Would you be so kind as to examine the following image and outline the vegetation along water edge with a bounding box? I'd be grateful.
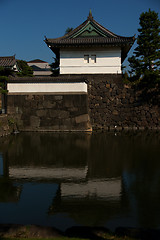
[0,224,160,240]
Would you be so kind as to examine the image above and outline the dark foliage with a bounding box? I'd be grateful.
[65,27,73,35]
[17,60,33,77]
[0,67,8,94]
[0,66,13,77]
[50,57,60,76]
[128,9,160,87]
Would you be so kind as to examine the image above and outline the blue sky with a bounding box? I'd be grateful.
[0,0,160,67]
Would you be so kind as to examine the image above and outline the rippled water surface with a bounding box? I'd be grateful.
[0,131,160,231]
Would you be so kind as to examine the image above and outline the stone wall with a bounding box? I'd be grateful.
[7,93,92,132]
[0,94,2,110]
[85,74,160,130]
[6,75,160,132]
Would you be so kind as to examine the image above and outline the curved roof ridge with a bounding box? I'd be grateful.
[46,19,89,42]
[46,15,134,43]
[0,55,15,59]
[92,19,119,38]
[63,19,88,39]
[28,59,48,63]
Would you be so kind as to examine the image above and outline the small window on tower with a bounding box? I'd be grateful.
[91,55,96,63]
[84,55,89,63]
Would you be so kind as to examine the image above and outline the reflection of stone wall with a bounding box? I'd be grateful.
[61,179,121,199]
[7,94,92,131]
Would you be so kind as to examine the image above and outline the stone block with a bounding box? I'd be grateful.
[7,96,14,106]
[30,116,40,128]
[64,98,74,108]
[7,106,16,114]
[59,125,71,131]
[54,96,63,101]
[23,119,30,127]
[40,117,55,127]
[116,126,123,131]
[130,97,134,103]
[52,125,60,130]
[31,101,38,109]
[62,118,72,125]
[48,109,58,118]
[23,101,31,108]
[69,107,78,112]
[111,90,117,96]
[3,124,9,131]
[58,110,70,119]
[123,126,129,131]
[112,110,119,116]
[26,95,34,100]
[49,109,69,119]
[121,99,128,104]
[106,84,110,88]
[16,107,23,114]
[138,126,145,130]
[95,103,99,107]
[36,109,47,117]
[35,95,43,101]
[141,110,145,116]
[37,102,44,109]
[132,126,138,130]
[43,101,56,109]
[75,114,89,124]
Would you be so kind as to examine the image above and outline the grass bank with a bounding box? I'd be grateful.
[0,236,136,240]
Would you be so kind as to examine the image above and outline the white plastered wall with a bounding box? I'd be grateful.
[60,47,122,74]
[7,82,87,94]
[27,62,50,69]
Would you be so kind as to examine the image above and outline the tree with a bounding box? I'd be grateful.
[128,9,160,86]
[17,60,33,77]
[0,67,8,94]
[50,57,60,76]
[65,27,73,35]
[50,27,74,76]
[0,67,8,113]
[0,65,13,77]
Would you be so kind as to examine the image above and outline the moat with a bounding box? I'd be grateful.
[0,131,160,231]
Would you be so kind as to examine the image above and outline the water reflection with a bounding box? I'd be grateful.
[0,132,160,230]
[0,154,3,176]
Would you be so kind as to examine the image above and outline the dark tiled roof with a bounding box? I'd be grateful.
[31,65,51,72]
[28,59,48,63]
[8,76,86,83]
[0,56,16,68]
[46,36,134,47]
[45,12,135,49]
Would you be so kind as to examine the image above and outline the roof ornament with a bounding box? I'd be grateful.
[88,9,93,20]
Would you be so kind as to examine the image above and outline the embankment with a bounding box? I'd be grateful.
[4,74,160,131]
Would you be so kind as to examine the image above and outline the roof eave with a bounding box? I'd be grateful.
[46,39,134,48]
[121,38,136,63]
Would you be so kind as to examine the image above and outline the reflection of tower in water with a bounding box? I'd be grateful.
[48,177,122,226]
[0,152,9,178]
[0,132,132,227]
[0,153,22,203]
[0,132,160,229]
